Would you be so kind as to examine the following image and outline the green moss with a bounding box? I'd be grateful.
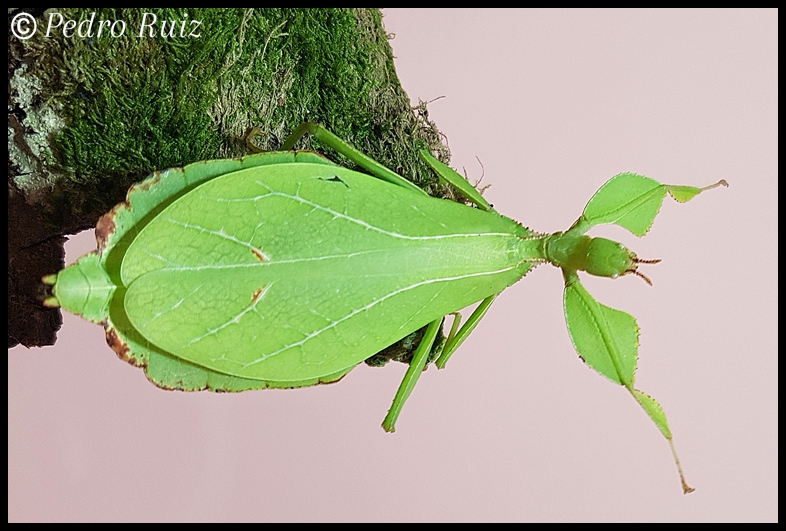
[13,8,451,223]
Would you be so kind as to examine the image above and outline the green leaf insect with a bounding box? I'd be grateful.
[43,123,726,493]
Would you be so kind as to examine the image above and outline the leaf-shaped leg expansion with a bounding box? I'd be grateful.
[570,172,728,236]
[556,172,726,492]
[563,270,694,494]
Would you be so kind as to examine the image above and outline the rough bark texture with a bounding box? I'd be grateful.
[9,8,452,350]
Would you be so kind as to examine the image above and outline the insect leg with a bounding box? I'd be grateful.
[443,312,463,350]
[382,317,443,432]
[280,123,425,195]
[419,149,494,212]
[435,294,497,369]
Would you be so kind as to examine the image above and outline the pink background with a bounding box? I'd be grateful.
[9,9,777,521]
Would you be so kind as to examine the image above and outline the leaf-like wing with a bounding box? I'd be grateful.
[122,164,532,382]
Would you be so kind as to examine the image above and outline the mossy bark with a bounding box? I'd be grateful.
[9,8,452,348]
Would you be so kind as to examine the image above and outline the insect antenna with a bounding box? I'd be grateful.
[624,256,662,286]
[629,269,654,286]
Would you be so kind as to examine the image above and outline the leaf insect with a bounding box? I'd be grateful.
[43,123,726,493]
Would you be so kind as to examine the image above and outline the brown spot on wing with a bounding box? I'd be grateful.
[96,171,168,252]
[105,325,140,367]
[128,170,163,194]
[251,288,264,303]
[95,203,124,252]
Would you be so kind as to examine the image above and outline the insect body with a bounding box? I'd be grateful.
[43,123,725,493]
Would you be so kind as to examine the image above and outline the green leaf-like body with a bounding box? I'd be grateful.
[122,163,533,383]
[51,151,538,387]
